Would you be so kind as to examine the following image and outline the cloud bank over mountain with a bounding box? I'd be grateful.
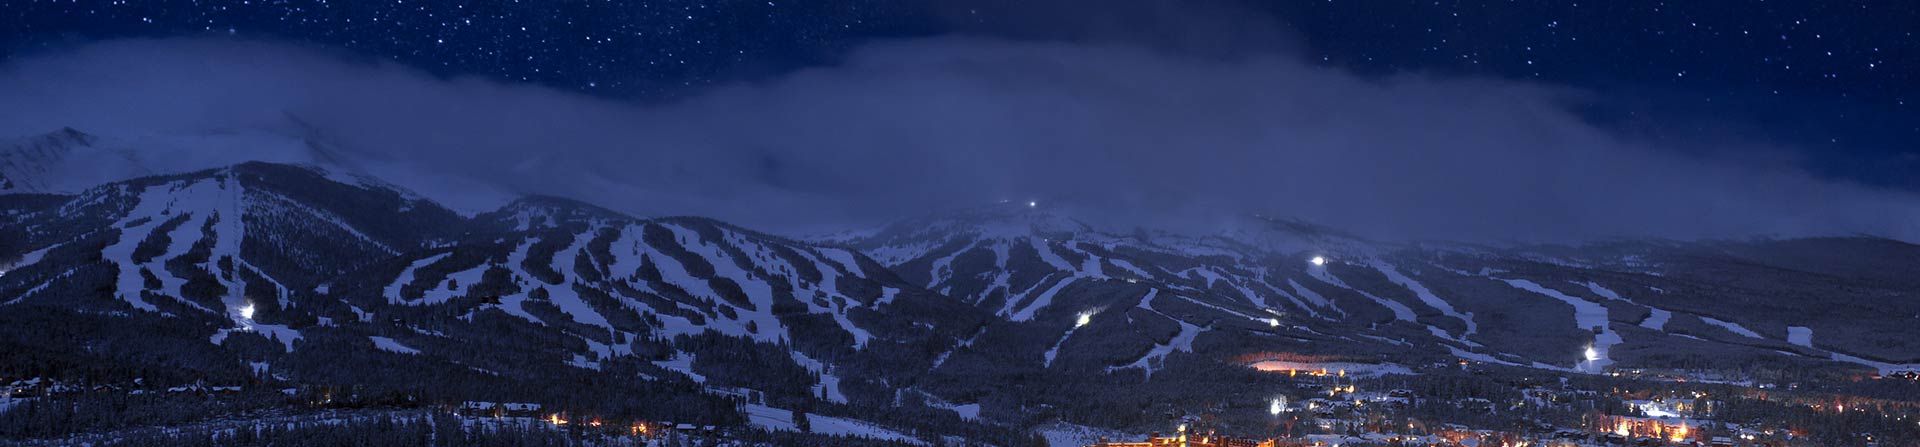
[3,37,1917,242]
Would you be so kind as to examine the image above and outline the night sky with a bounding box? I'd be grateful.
[3,1,1919,241]
[7,1,1914,190]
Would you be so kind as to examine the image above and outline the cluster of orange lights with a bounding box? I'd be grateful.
[1282,368,1347,379]
[543,413,658,438]
[1606,418,1692,443]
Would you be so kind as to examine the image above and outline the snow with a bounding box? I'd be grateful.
[949,403,981,420]
[210,320,303,353]
[910,390,982,420]
[741,404,925,445]
[1045,290,1106,369]
[1787,326,1814,348]
[653,353,705,383]
[1109,258,1151,278]
[491,239,546,324]
[1700,316,1764,339]
[1642,307,1673,331]
[926,241,976,286]
[863,241,938,266]
[1502,279,1617,373]
[369,336,420,355]
[1031,237,1077,271]
[1107,319,1204,377]
[410,263,488,306]
[1449,345,1523,367]
[102,182,210,312]
[567,354,601,370]
[875,285,902,306]
[541,231,612,328]
[1582,281,1623,300]
[1171,293,1263,321]
[1073,242,1107,278]
[1374,262,1476,336]
[1828,352,1920,375]
[384,252,452,304]
[666,224,788,343]
[1586,282,1673,331]
[1036,422,1139,447]
[1309,268,1414,321]
[789,352,849,404]
[1008,276,1075,321]
[820,248,867,278]
[1286,278,1337,311]
[3,243,55,274]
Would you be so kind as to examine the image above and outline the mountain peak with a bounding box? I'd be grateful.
[1,127,116,193]
[886,201,1093,240]
[481,194,637,231]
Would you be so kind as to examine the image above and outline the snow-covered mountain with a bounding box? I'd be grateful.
[0,162,1004,442]
[4,159,1919,443]
[0,127,336,195]
[835,202,1920,381]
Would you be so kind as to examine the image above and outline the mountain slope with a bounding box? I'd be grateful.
[838,203,1920,381]
[0,162,1014,444]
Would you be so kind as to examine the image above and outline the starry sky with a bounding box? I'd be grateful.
[7,0,1912,189]
[3,1,1918,204]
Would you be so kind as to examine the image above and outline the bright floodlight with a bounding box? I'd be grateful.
[1075,312,1092,328]
[1309,256,1327,266]
[239,303,256,320]
[1266,317,1280,328]
[1583,346,1600,362]
[1269,397,1287,415]
[1027,200,1038,208]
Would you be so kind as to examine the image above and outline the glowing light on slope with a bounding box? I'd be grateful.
[1027,201,1038,208]
[1584,345,1600,362]
[1075,311,1093,328]
[1309,256,1327,266]
[1270,397,1288,415]
[1266,317,1281,327]
[239,303,256,320]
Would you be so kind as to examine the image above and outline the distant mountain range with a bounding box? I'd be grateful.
[4,127,1918,442]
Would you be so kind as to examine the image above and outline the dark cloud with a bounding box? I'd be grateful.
[2,37,1917,242]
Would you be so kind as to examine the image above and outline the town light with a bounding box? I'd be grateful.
[1270,397,1287,415]
[1310,256,1327,266]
